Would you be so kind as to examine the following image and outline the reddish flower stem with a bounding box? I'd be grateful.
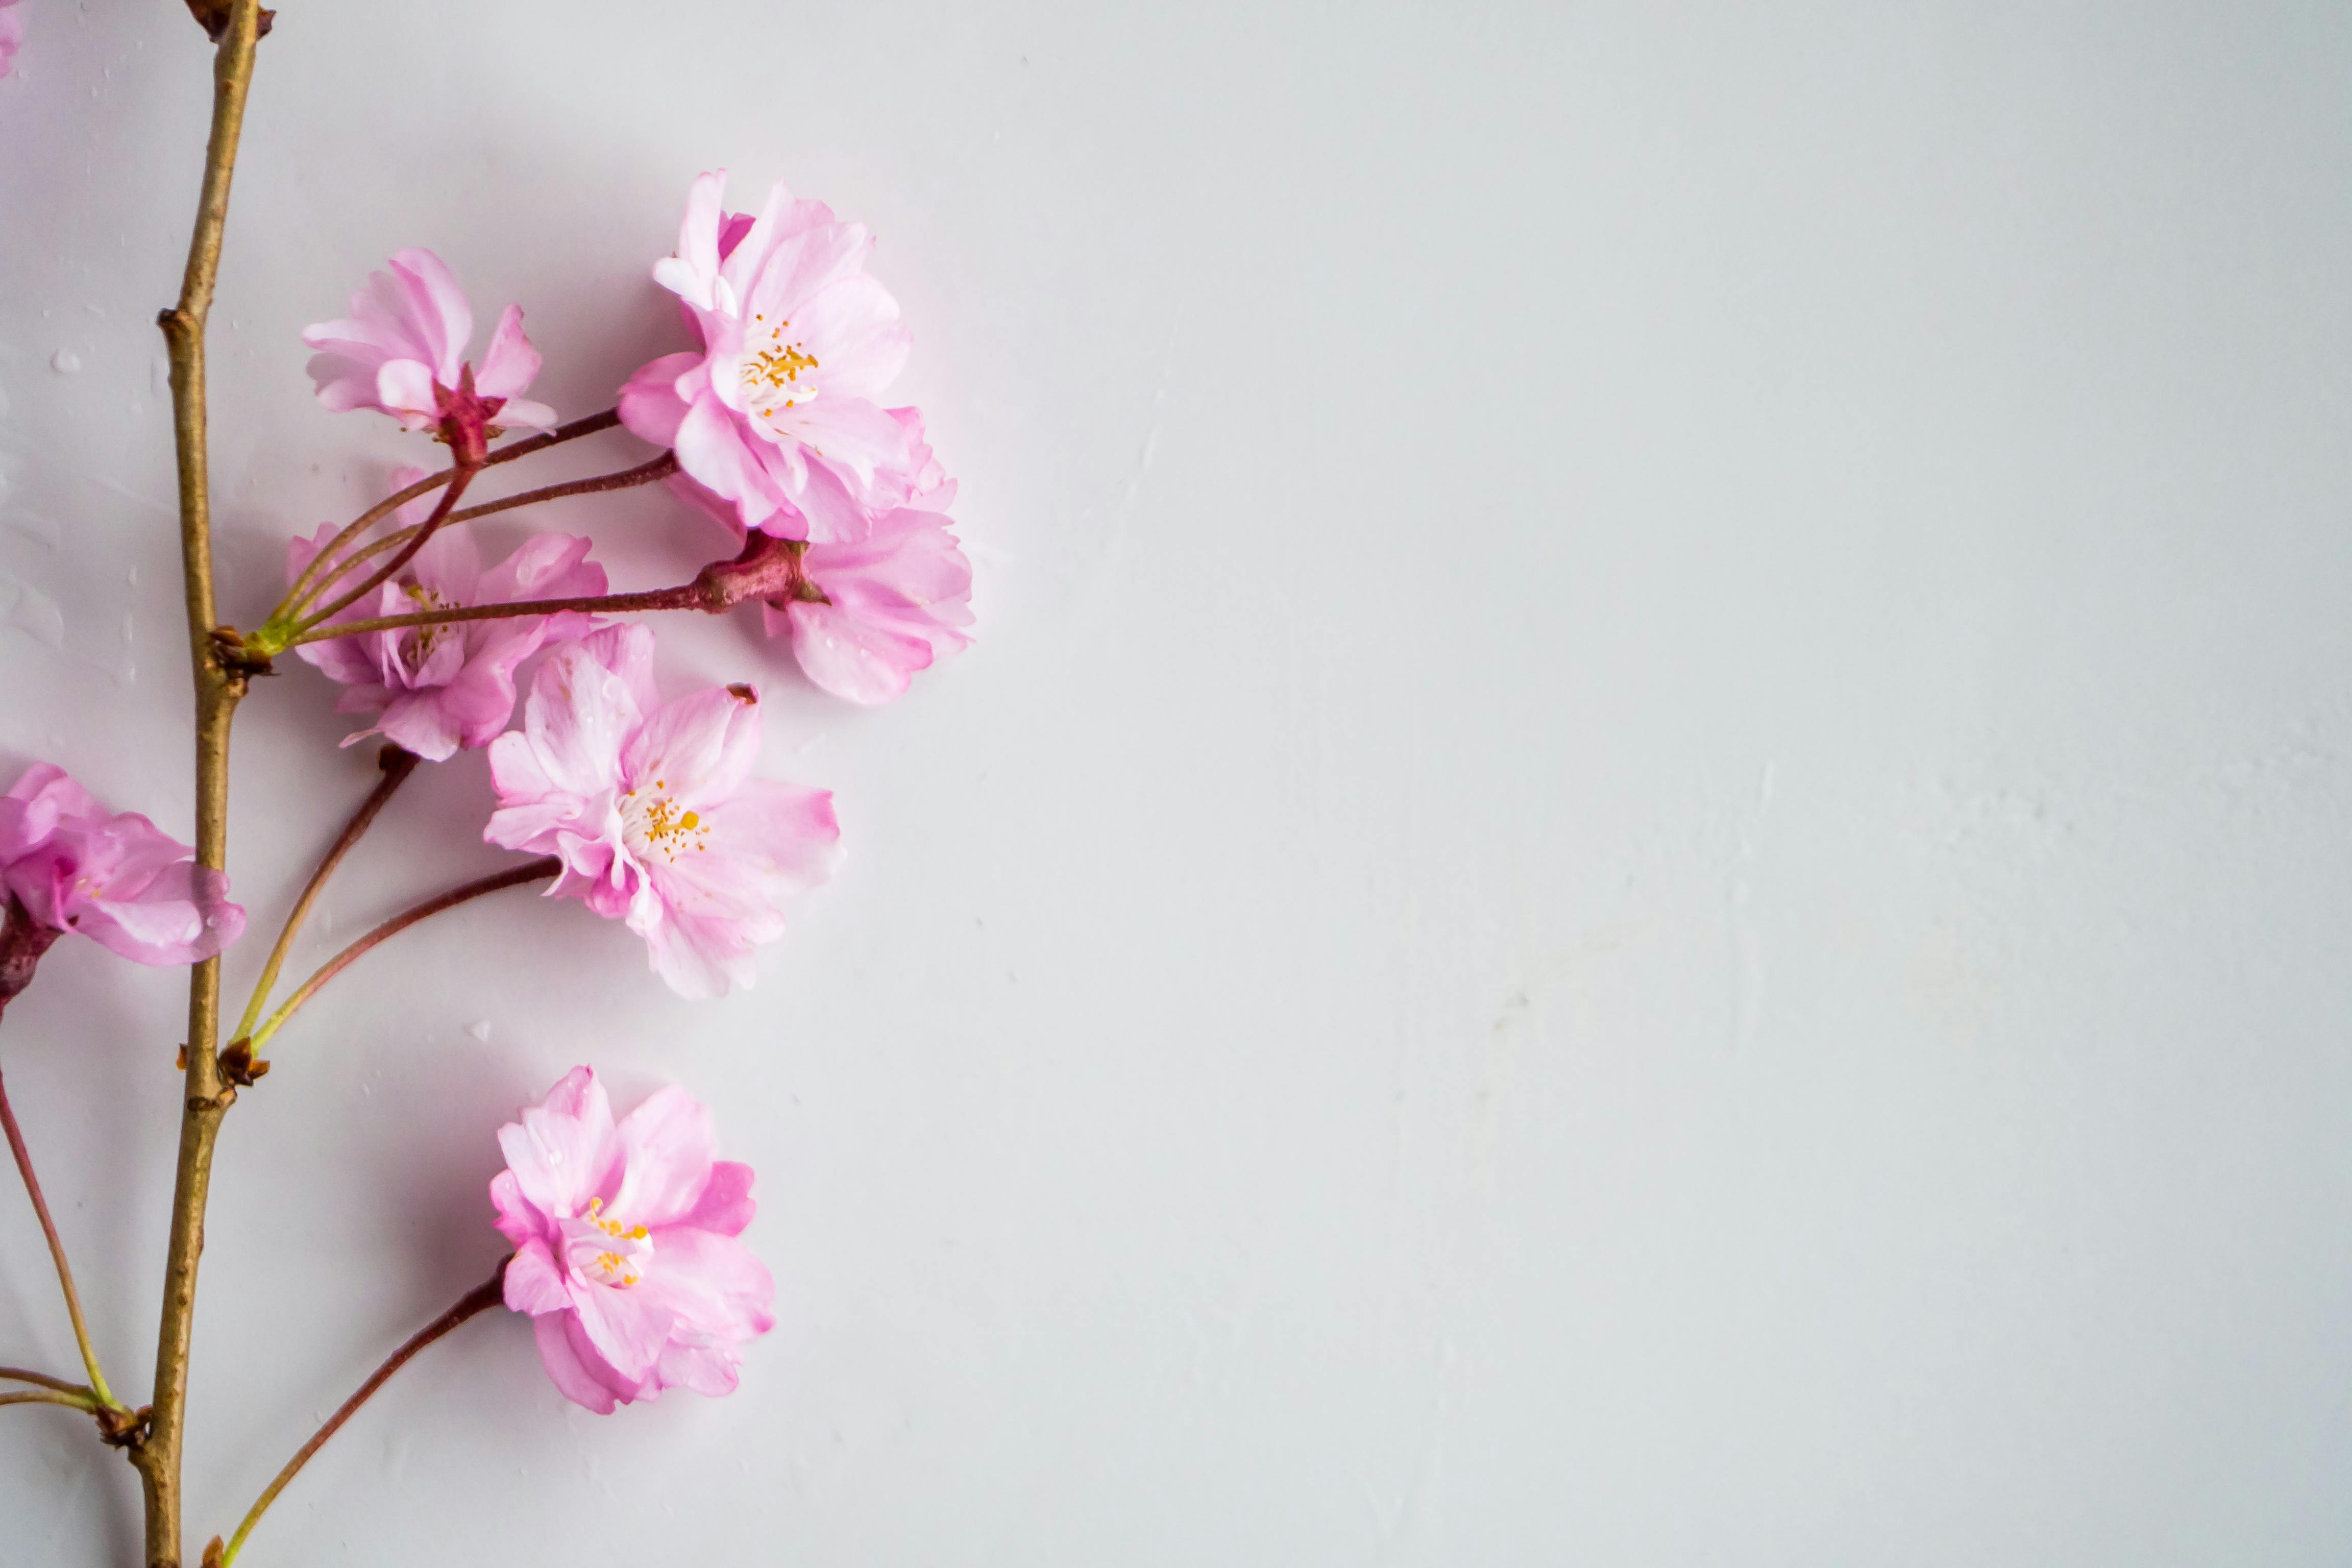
[1,1364,94,1394]
[1,1387,101,1414]
[0,1064,121,1409]
[296,464,479,631]
[445,450,677,526]
[275,409,621,617]
[228,745,421,1046]
[243,859,561,1053]
[268,450,680,651]
[214,1263,508,1566]
[286,584,715,647]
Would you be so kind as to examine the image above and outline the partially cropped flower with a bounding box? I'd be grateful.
[678,472,972,705]
[288,468,607,762]
[303,249,555,461]
[0,0,23,80]
[493,1066,773,1413]
[620,169,930,543]
[0,763,243,964]
[484,623,840,997]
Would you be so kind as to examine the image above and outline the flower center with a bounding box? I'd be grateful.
[741,315,820,419]
[397,580,457,663]
[562,1197,654,1288]
[620,779,710,865]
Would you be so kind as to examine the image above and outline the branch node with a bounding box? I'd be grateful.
[184,1,274,41]
[97,1403,152,1449]
[218,1040,270,1088]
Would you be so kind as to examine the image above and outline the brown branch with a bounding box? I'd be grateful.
[139,2,266,1562]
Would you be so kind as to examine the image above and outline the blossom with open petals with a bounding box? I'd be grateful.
[620,170,928,542]
[288,468,606,761]
[493,1066,774,1413]
[678,472,972,705]
[303,249,555,459]
[0,763,243,965]
[484,623,840,997]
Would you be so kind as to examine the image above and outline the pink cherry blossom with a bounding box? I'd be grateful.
[0,0,23,80]
[493,1066,773,1413]
[302,249,556,459]
[483,623,841,997]
[287,468,607,762]
[677,471,973,705]
[0,763,244,965]
[619,169,930,543]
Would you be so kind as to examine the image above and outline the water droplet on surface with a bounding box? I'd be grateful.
[50,350,81,375]
[468,1021,492,1043]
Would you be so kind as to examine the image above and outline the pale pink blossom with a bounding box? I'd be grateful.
[484,624,840,997]
[493,1066,774,1413]
[677,471,973,705]
[620,169,929,543]
[0,0,23,80]
[302,249,555,458]
[0,763,243,965]
[287,468,607,762]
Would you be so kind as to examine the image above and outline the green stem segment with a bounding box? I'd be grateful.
[1,1387,101,1414]
[0,1067,122,1409]
[229,746,420,1045]
[241,859,561,1055]
[215,1264,509,1567]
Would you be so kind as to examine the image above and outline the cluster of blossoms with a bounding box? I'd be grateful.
[283,169,969,1400]
[4,170,969,1420]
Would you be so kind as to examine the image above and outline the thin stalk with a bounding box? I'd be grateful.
[229,746,420,1045]
[215,1264,508,1566]
[138,3,264,1561]
[443,450,675,527]
[273,408,622,619]
[262,451,682,652]
[0,1068,122,1408]
[243,860,560,1053]
[1,1365,94,1394]
[294,465,477,631]
[2,1387,101,1414]
[287,584,712,647]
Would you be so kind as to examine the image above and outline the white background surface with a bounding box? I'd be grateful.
[3,2,2351,1563]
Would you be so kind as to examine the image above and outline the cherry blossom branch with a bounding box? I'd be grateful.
[273,408,622,618]
[212,1263,509,1567]
[239,859,561,1056]
[0,1066,122,1410]
[228,745,421,1048]
[139,3,266,1559]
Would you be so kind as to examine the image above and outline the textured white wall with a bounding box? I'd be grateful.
[4,2,2351,1563]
